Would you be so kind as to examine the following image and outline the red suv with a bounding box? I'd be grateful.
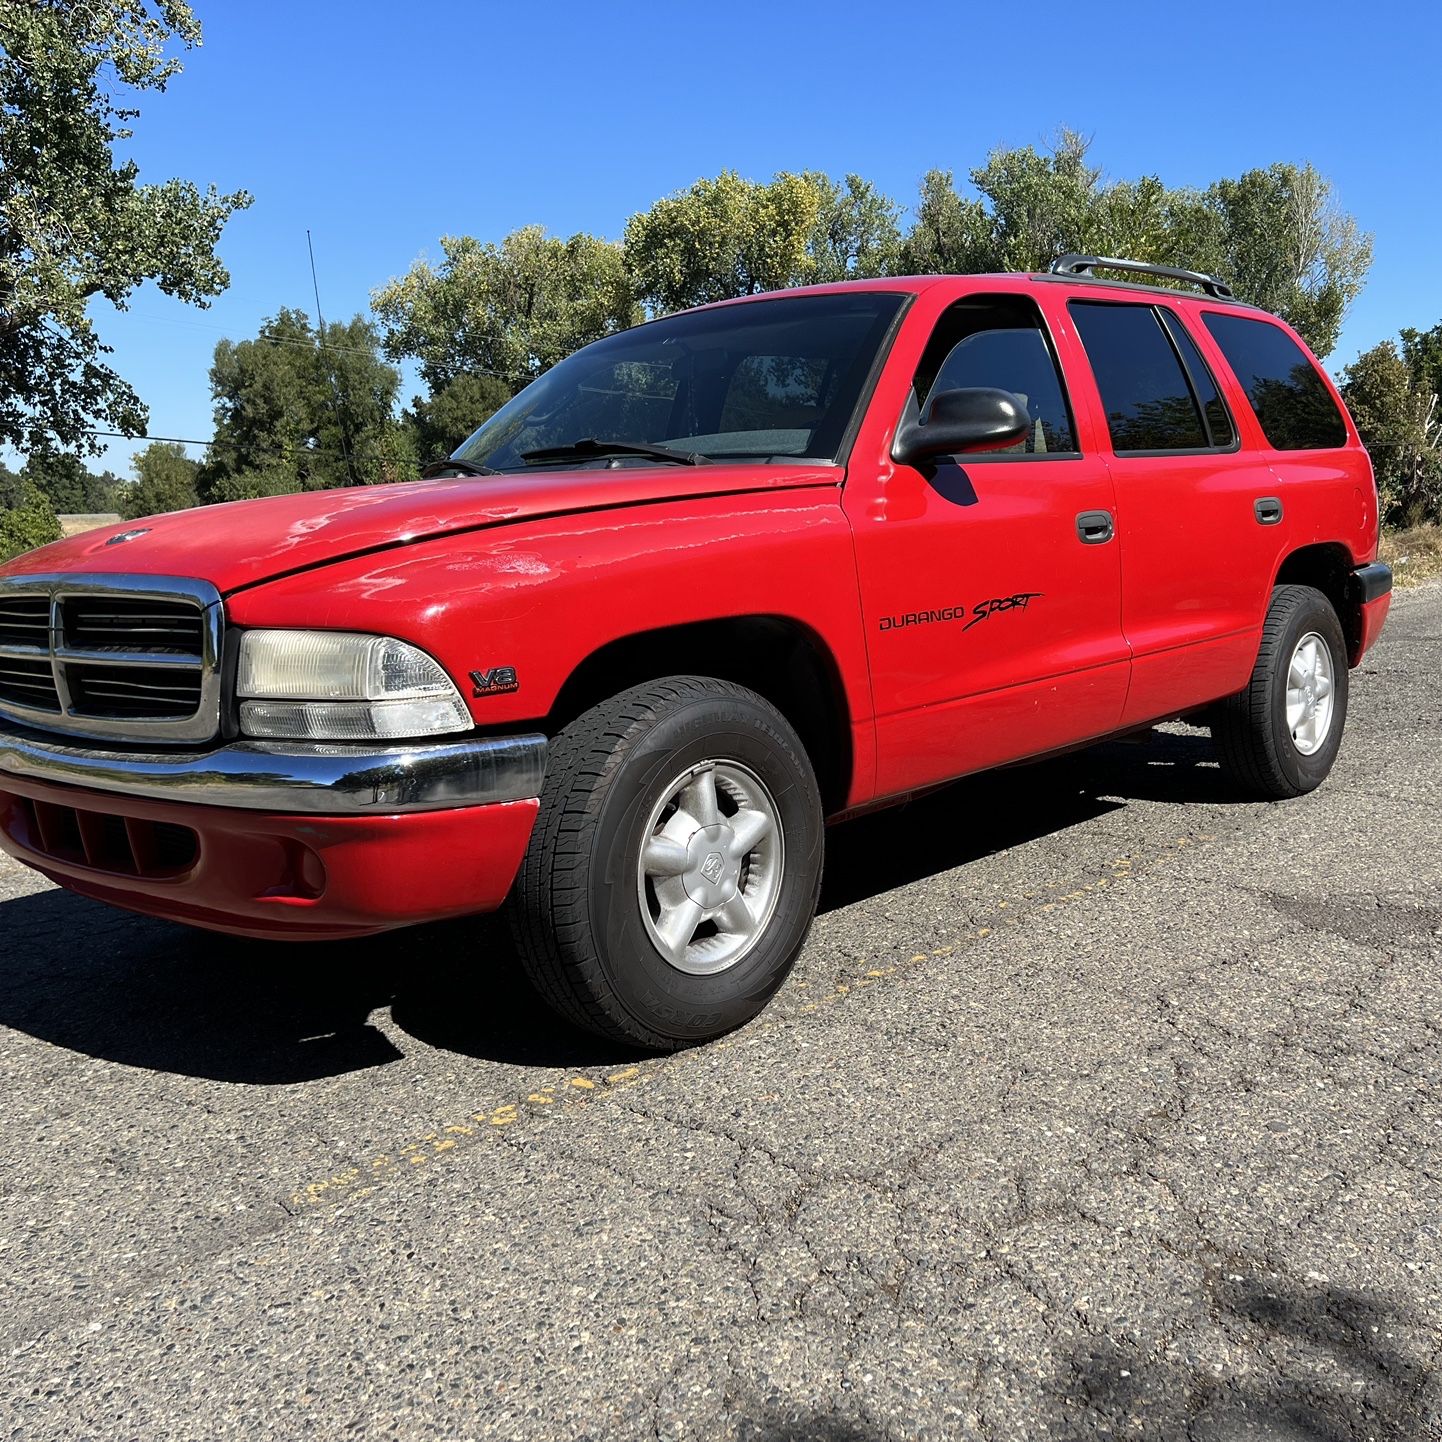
[0,255,1392,1047]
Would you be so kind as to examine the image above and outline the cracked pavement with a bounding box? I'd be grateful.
[2,585,1439,1441]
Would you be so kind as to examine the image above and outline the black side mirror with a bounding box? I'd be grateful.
[892,387,1030,467]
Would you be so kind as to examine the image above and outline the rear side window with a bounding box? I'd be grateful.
[1201,313,1348,450]
[1069,302,1208,452]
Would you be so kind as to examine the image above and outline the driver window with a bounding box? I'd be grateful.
[913,297,1078,456]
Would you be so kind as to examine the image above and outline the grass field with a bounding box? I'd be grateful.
[1381,523,1442,587]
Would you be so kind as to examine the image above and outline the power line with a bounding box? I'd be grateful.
[85,430,213,446]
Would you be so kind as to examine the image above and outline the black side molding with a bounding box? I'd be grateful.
[1350,562,1393,604]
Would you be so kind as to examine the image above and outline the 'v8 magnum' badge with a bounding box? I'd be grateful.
[470,666,519,696]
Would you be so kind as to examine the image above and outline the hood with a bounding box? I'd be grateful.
[1,462,839,594]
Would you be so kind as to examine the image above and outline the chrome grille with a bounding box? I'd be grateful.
[0,575,223,743]
[0,655,61,712]
[62,596,205,655]
[0,596,50,648]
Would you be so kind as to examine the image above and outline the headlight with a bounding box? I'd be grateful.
[236,630,472,741]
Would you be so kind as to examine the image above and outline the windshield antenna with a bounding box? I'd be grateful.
[308,228,359,486]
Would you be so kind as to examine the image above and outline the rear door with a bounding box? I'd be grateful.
[1058,297,1280,725]
[843,289,1130,799]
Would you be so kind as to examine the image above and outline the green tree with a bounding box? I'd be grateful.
[0,477,62,560]
[405,372,513,463]
[203,466,306,505]
[0,1,251,454]
[1342,340,1441,524]
[1399,321,1442,407]
[373,227,637,395]
[1195,164,1371,359]
[624,171,826,314]
[20,449,121,513]
[123,440,198,519]
[894,138,1369,358]
[897,133,1105,275]
[200,309,408,497]
[802,172,902,283]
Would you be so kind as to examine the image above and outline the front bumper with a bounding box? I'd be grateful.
[0,725,546,813]
[0,725,546,939]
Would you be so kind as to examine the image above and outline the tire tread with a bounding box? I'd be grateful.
[509,676,802,1049]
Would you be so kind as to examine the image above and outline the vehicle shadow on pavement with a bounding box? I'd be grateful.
[1056,1274,1434,1440]
[0,727,1243,1084]
[820,725,1234,912]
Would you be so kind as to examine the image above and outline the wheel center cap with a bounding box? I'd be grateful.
[683,824,739,908]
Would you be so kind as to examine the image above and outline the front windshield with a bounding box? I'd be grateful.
[452,291,906,471]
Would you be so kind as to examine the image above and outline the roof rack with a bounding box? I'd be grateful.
[1048,254,1235,301]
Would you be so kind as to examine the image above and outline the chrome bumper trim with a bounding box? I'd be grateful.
[0,723,547,814]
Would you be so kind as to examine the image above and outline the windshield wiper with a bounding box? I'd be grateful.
[422,457,502,478]
[519,438,707,467]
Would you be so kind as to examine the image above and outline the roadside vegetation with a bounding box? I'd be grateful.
[0,0,1439,569]
[1380,525,1442,588]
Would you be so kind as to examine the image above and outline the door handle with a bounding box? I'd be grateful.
[1076,509,1114,545]
[1254,496,1284,525]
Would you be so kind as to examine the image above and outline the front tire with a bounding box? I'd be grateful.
[509,677,824,1049]
[1213,584,1350,799]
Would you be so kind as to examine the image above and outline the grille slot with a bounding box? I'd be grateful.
[66,664,203,719]
[0,576,221,743]
[0,655,61,712]
[0,595,49,648]
[62,597,204,656]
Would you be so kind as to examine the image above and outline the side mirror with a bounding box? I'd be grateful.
[892,387,1030,467]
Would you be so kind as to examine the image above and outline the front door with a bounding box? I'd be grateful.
[844,290,1131,800]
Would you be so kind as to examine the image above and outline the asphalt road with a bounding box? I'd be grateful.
[3,586,1440,1442]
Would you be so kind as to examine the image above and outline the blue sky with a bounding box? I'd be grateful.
[66,0,1442,476]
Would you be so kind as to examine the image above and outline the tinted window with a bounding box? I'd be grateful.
[1159,311,1235,447]
[1201,312,1347,450]
[914,298,1076,455]
[719,355,831,433]
[1069,302,1207,452]
[454,292,905,470]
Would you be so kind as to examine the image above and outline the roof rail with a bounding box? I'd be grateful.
[1049,254,1235,301]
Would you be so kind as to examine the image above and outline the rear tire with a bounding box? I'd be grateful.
[1213,584,1349,799]
[509,677,824,1049]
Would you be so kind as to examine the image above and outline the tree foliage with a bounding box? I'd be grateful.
[1343,340,1441,525]
[372,227,637,396]
[0,0,251,454]
[894,135,1369,358]
[622,170,903,314]
[199,308,409,499]
[0,473,61,559]
[123,439,198,519]
[20,449,122,513]
[405,372,513,463]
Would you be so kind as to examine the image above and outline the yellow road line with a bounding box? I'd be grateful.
[284,831,1214,1213]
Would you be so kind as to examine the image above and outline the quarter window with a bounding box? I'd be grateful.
[1201,313,1347,451]
[1159,311,1235,448]
[913,297,1077,456]
[1069,302,1208,452]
